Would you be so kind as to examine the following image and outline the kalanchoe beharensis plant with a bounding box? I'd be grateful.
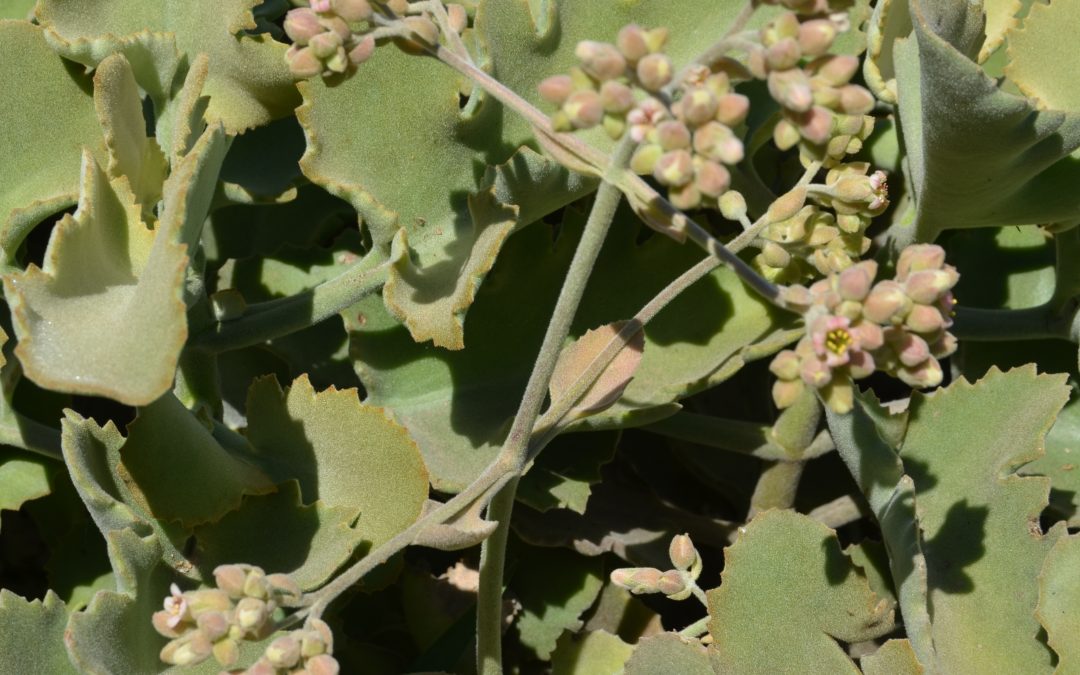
[4,0,1080,674]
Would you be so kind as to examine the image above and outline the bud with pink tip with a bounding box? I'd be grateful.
[611,567,664,594]
[286,45,323,78]
[863,280,911,324]
[654,150,694,187]
[576,41,627,82]
[564,90,604,129]
[637,53,674,91]
[695,160,731,198]
[599,80,635,114]
[348,34,376,65]
[693,121,744,165]
[716,93,750,127]
[896,244,947,280]
[657,570,691,599]
[538,75,574,105]
[285,8,324,45]
[616,24,650,62]
[798,19,837,57]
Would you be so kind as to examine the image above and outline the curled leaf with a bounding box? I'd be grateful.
[549,321,645,418]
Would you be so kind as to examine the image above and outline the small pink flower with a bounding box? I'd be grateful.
[310,0,332,12]
[811,314,857,367]
[163,583,189,629]
[628,98,668,143]
[867,170,888,211]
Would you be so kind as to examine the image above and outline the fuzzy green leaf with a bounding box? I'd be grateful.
[243,374,429,548]
[348,210,782,492]
[860,639,924,675]
[625,633,710,675]
[37,0,299,134]
[1036,533,1080,672]
[706,510,894,674]
[517,431,618,514]
[513,545,604,660]
[0,590,78,675]
[1005,0,1080,112]
[551,630,634,675]
[0,449,52,513]
[117,393,275,527]
[193,481,365,590]
[899,366,1070,673]
[892,0,1080,242]
[0,0,34,19]
[0,21,104,257]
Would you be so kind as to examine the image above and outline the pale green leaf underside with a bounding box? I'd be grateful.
[1036,534,1080,672]
[860,639,924,675]
[244,374,429,548]
[513,546,604,660]
[551,630,634,675]
[894,0,1080,242]
[706,510,893,674]
[0,451,52,513]
[900,366,1070,674]
[980,0,1023,63]
[37,0,299,134]
[1005,0,1080,112]
[0,21,104,258]
[624,633,711,675]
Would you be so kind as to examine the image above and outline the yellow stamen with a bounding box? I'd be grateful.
[825,328,853,356]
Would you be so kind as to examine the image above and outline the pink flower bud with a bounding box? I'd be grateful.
[847,349,876,379]
[644,27,669,53]
[765,38,802,71]
[768,69,813,112]
[212,638,240,668]
[897,244,947,280]
[576,40,627,81]
[309,30,343,59]
[899,357,944,389]
[538,75,574,105]
[401,16,439,49]
[774,117,802,150]
[599,80,635,114]
[655,120,691,150]
[839,85,875,115]
[284,8,324,45]
[716,93,750,127]
[564,90,603,129]
[161,632,213,667]
[863,281,910,324]
[888,329,931,367]
[772,378,805,409]
[695,160,731,198]
[800,356,832,388]
[310,0,332,11]
[814,55,859,87]
[798,19,837,57]
[196,611,230,642]
[267,574,303,604]
[319,14,352,41]
[693,121,744,164]
[851,321,884,351]
[654,149,694,187]
[657,570,689,598]
[767,187,808,223]
[286,45,323,78]
[630,143,663,175]
[770,350,802,380]
[904,270,956,304]
[611,567,663,594]
[266,635,303,669]
[838,261,877,301]
[447,3,468,33]
[762,240,792,268]
[616,24,650,62]
[637,53,674,92]
[929,331,958,358]
[680,87,720,126]
[348,34,376,66]
[669,181,703,210]
[906,304,946,333]
[307,654,343,675]
[235,597,270,632]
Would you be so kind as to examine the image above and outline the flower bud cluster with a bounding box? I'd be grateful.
[747,12,876,167]
[758,0,838,15]
[610,534,703,602]
[539,25,750,211]
[755,163,888,282]
[153,565,303,669]
[243,618,340,675]
[770,246,959,414]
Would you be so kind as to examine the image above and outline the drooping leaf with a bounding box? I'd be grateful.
[1005,0,1080,112]
[192,481,365,590]
[0,590,78,675]
[1036,533,1080,672]
[706,510,894,674]
[892,0,1080,243]
[37,0,299,134]
[550,322,645,418]
[860,639,924,675]
[512,544,604,660]
[347,208,783,492]
[899,366,1070,673]
[243,374,429,548]
[551,630,634,675]
[0,20,104,257]
[625,633,710,675]
[117,392,274,527]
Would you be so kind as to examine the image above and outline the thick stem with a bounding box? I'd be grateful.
[190,253,391,353]
[0,413,63,462]
[678,615,711,639]
[476,476,518,675]
[747,460,804,518]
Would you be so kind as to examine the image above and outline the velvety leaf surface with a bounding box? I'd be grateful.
[706,510,893,674]
[37,0,299,134]
[0,20,103,257]
[517,431,618,514]
[244,374,429,548]
[624,633,710,675]
[0,590,77,674]
[899,366,1070,673]
[118,393,274,527]
[893,0,1080,242]
[1036,533,1080,673]
[348,210,782,492]
[551,630,634,675]
[193,481,365,590]
[860,639,924,675]
[512,545,604,660]
[1005,0,1080,112]
[550,322,645,418]
[0,0,34,19]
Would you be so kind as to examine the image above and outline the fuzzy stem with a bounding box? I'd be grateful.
[476,475,519,675]
[0,414,63,461]
[190,253,392,353]
[691,584,710,608]
[747,460,804,517]
[726,160,821,254]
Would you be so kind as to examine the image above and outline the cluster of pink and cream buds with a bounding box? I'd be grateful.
[538,25,750,211]
[610,534,703,601]
[153,564,338,674]
[756,162,890,282]
[770,245,959,414]
[284,0,466,78]
[748,11,875,167]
